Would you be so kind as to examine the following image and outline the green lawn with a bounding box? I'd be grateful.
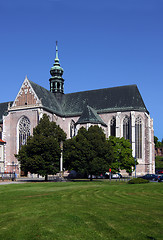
[0,181,162,240]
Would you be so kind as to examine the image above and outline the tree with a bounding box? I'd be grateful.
[108,136,136,174]
[64,127,136,179]
[154,136,163,148]
[64,126,114,180]
[154,136,160,148]
[15,114,66,180]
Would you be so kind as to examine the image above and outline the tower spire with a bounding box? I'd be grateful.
[55,41,59,60]
[49,41,64,96]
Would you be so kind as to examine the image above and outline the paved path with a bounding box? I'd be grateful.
[0,181,25,185]
[0,177,44,185]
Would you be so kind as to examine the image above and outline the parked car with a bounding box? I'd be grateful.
[88,175,96,179]
[139,174,158,181]
[156,170,163,174]
[88,174,105,179]
[158,174,163,182]
[111,173,122,179]
[105,172,122,179]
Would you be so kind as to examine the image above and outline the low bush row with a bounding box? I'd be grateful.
[128,178,149,184]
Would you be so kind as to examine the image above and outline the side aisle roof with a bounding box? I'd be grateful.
[0,102,13,123]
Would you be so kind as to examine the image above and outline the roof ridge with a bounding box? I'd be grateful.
[29,80,64,115]
[0,101,13,104]
[65,84,138,96]
[29,80,50,92]
[76,105,107,126]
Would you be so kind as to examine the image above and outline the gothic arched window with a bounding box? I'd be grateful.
[123,116,130,140]
[135,116,142,158]
[19,116,30,149]
[110,117,116,136]
[70,120,75,138]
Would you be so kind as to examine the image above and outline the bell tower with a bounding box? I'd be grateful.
[49,41,64,96]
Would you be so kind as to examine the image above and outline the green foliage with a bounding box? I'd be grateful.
[128,178,149,184]
[154,136,163,148]
[108,136,136,173]
[15,114,66,178]
[64,126,135,179]
[155,156,163,169]
[64,126,114,178]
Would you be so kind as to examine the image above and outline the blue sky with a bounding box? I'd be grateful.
[0,0,163,140]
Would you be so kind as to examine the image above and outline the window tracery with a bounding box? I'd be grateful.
[123,116,130,140]
[135,116,142,158]
[70,120,76,138]
[110,117,116,136]
[19,116,30,149]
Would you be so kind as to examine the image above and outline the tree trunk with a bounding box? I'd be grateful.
[45,174,48,181]
[90,174,93,181]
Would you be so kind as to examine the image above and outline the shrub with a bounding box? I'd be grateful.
[155,156,163,169]
[128,178,149,184]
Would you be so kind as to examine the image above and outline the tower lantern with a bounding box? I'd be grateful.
[49,41,64,95]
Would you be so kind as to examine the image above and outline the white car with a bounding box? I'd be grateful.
[105,172,122,179]
[111,173,122,179]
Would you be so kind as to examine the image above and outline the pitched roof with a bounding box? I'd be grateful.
[29,81,63,115]
[0,83,148,122]
[0,139,6,143]
[76,105,107,126]
[0,102,13,123]
[62,84,148,116]
[27,83,149,116]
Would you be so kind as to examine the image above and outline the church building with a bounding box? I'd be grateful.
[0,43,155,176]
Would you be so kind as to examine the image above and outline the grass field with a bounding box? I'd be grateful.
[0,181,162,240]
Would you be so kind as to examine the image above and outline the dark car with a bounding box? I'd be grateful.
[139,174,158,181]
[156,170,163,174]
[158,174,163,182]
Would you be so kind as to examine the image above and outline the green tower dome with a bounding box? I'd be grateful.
[49,41,64,94]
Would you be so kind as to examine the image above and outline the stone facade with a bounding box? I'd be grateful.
[0,139,5,172]
[0,45,155,176]
[1,82,155,176]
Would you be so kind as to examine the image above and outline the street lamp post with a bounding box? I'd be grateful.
[12,161,14,173]
[60,141,63,177]
[134,157,137,178]
[12,161,15,181]
[117,148,121,181]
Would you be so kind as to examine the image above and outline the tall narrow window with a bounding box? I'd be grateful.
[110,117,116,136]
[70,120,75,138]
[135,116,142,158]
[19,116,30,149]
[123,116,130,140]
